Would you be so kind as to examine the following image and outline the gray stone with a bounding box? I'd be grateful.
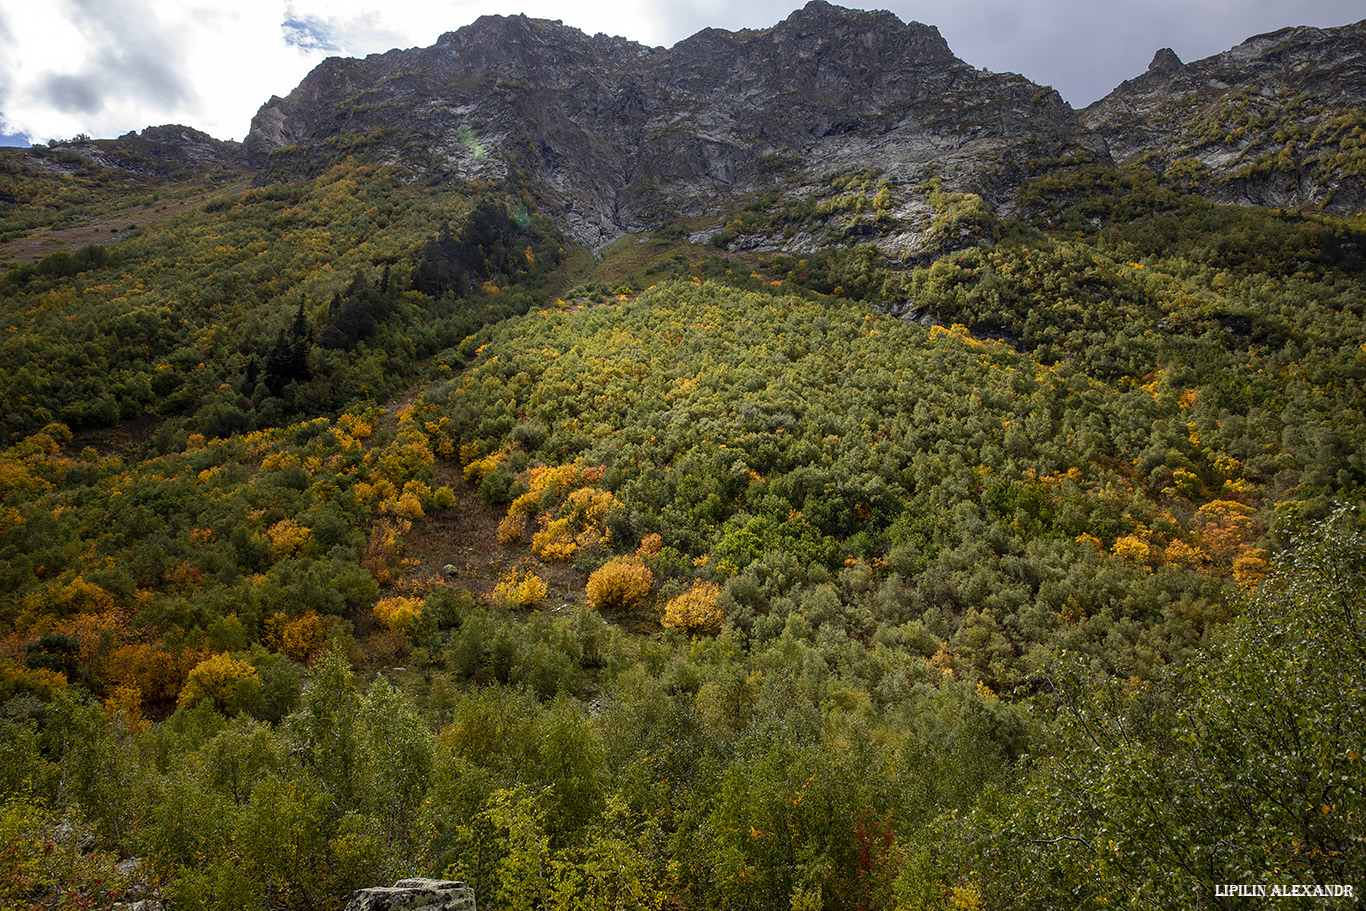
[241,0,1102,251]
[343,878,475,911]
[1082,20,1366,214]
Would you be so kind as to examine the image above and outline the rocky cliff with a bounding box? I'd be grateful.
[239,3,1366,247]
[1082,20,1366,212]
[243,0,1104,248]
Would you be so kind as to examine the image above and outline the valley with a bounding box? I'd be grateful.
[1,4,1364,909]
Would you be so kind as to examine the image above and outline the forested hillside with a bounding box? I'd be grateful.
[2,9,1366,908]
[2,141,1362,909]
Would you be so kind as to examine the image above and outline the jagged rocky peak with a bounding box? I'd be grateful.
[1147,48,1184,73]
[1082,18,1366,212]
[681,0,957,68]
[434,12,658,71]
[242,0,1101,248]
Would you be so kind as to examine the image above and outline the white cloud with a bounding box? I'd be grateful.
[281,2,409,54]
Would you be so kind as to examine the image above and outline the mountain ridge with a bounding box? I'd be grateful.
[241,0,1103,248]
[7,4,1366,250]
[1082,17,1366,211]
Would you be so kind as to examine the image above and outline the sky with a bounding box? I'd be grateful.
[0,0,1361,147]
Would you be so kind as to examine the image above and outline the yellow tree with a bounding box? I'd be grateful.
[178,653,261,715]
[662,581,724,635]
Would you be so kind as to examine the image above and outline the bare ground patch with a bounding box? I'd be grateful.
[392,460,591,611]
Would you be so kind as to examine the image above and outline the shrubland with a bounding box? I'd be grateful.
[1,146,1364,908]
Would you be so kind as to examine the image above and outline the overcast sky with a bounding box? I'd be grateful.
[0,0,1361,146]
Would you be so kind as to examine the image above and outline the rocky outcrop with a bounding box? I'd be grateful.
[1082,20,1366,212]
[63,125,242,177]
[343,878,475,911]
[233,3,1366,245]
[243,0,1104,248]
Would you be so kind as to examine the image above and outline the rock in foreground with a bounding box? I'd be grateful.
[343,878,475,911]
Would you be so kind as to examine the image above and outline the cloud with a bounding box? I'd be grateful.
[650,0,797,43]
[112,43,193,108]
[283,12,341,52]
[0,9,13,127]
[282,3,408,56]
[9,0,196,131]
[62,0,194,108]
[37,74,105,115]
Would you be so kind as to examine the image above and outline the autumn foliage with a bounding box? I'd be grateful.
[661,580,724,634]
[586,558,654,612]
[492,570,549,607]
[177,652,260,715]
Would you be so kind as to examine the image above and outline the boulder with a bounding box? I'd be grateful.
[343,878,475,911]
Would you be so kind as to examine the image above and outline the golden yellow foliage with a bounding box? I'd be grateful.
[265,518,311,557]
[929,642,955,679]
[1233,549,1269,586]
[339,412,374,439]
[363,515,413,583]
[661,580,723,634]
[507,462,586,516]
[637,532,663,559]
[492,571,549,607]
[375,436,434,483]
[509,462,616,561]
[0,659,67,702]
[19,577,116,630]
[532,517,580,562]
[498,512,529,545]
[384,491,426,520]
[1163,539,1208,568]
[948,881,982,910]
[1112,535,1151,568]
[463,447,508,484]
[103,642,203,704]
[1194,499,1259,564]
[586,558,654,612]
[374,595,424,631]
[264,610,329,663]
[105,683,148,732]
[178,653,260,715]
[1171,467,1201,497]
[564,486,616,525]
[1074,532,1103,552]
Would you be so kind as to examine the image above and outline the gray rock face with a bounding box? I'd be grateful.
[55,125,243,177]
[243,0,1103,248]
[234,3,1366,246]
[343,878,475,911]
[1082,19,1366,213]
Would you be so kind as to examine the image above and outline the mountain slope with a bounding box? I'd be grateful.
[243,0,1103,248]
[2,6,1366,911]
[1082,19,1366,212]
